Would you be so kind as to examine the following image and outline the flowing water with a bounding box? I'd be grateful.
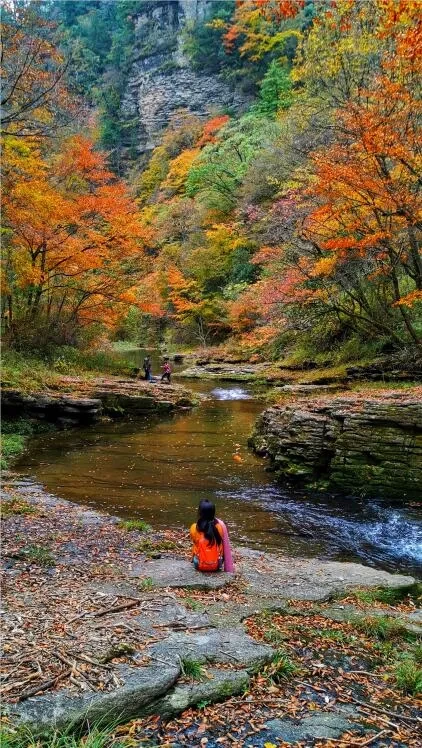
[16,349,422,575]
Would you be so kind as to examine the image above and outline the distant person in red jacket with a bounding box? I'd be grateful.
[161,358,172,383]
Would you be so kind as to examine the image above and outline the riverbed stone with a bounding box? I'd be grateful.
[11,662,180,731]
[129,556,234,589]
[146,667,250,719]
[237,548,415,602]
[262,710,363,744]
[145,628,273,672]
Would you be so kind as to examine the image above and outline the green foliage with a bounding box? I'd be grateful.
[16,544,55,567]
[265,649,299,683]
[394,659,422,695]
[181,657,205,680]
[55,1,144,170]
[186,115,281,210]
[118,519,152,533]
[2,498,36,519]
[254,60,293,116]
[183,1,235,75]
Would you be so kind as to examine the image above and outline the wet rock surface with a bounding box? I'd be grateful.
[250,390,422,498]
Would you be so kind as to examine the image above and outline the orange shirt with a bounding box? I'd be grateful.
[190,522,224,558]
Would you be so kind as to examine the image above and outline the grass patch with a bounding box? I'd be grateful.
[184,596,206,612]
[265,650,299,683]
[394,659,422,695]
[2,347,131,393]
[138,576,154,591]
[2,498,36,519]
[1,434,26,470]
[118,519,152,533]
[263,626,289,646]
[410,641,422,664]
[1,418,55,470]
[15,544,55,567]
[352,585,421,607]
[181,657,205,680]
[0,723,121,748]
[350,614,413,641]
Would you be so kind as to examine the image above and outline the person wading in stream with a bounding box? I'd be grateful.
[190,500,234,573]
[161,358,172,383]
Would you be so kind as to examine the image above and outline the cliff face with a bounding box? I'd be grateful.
[250,392,422,499]
[121,0,248,157]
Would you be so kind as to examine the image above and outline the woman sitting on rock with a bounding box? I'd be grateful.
[190,500,234,573]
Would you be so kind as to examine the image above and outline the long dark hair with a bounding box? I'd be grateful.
[196,499,221,547]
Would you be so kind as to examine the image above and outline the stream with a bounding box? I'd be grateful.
[16,349,422,576]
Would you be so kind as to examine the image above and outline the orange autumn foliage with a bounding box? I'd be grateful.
[196,115,230,147]
[2,135,147,341]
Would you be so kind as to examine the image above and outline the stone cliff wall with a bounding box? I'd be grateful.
[250,392,422,499]
[121,0,248,157]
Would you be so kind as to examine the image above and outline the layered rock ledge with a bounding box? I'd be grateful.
[1,376,197,428]
[250,389,422,499]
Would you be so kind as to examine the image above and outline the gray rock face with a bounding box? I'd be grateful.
[121,0,249,157]
[250,391,422,498]
[11,622,272,732]
[11,662,180,731]
[264,710,363,744]
[130,556,234,589]
[146,627,273,672]
[148,667,250,719]
[237,548,415,602]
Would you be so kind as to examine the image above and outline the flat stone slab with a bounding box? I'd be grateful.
[145,628,273,672]
[11,662,180,731]
[238,549,415,602]
[262,710,363,745]
[147,668,250,719]
[130,557,234,589]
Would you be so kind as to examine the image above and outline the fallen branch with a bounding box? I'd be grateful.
[347,696,422,724]
[358,730,391,746]
[0,671,40,695]
[93,599,146,618]
[17,669,72,702]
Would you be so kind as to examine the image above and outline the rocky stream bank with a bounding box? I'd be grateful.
[250,389,422,500]
[1,376,197,429]
[1,480,421,747]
